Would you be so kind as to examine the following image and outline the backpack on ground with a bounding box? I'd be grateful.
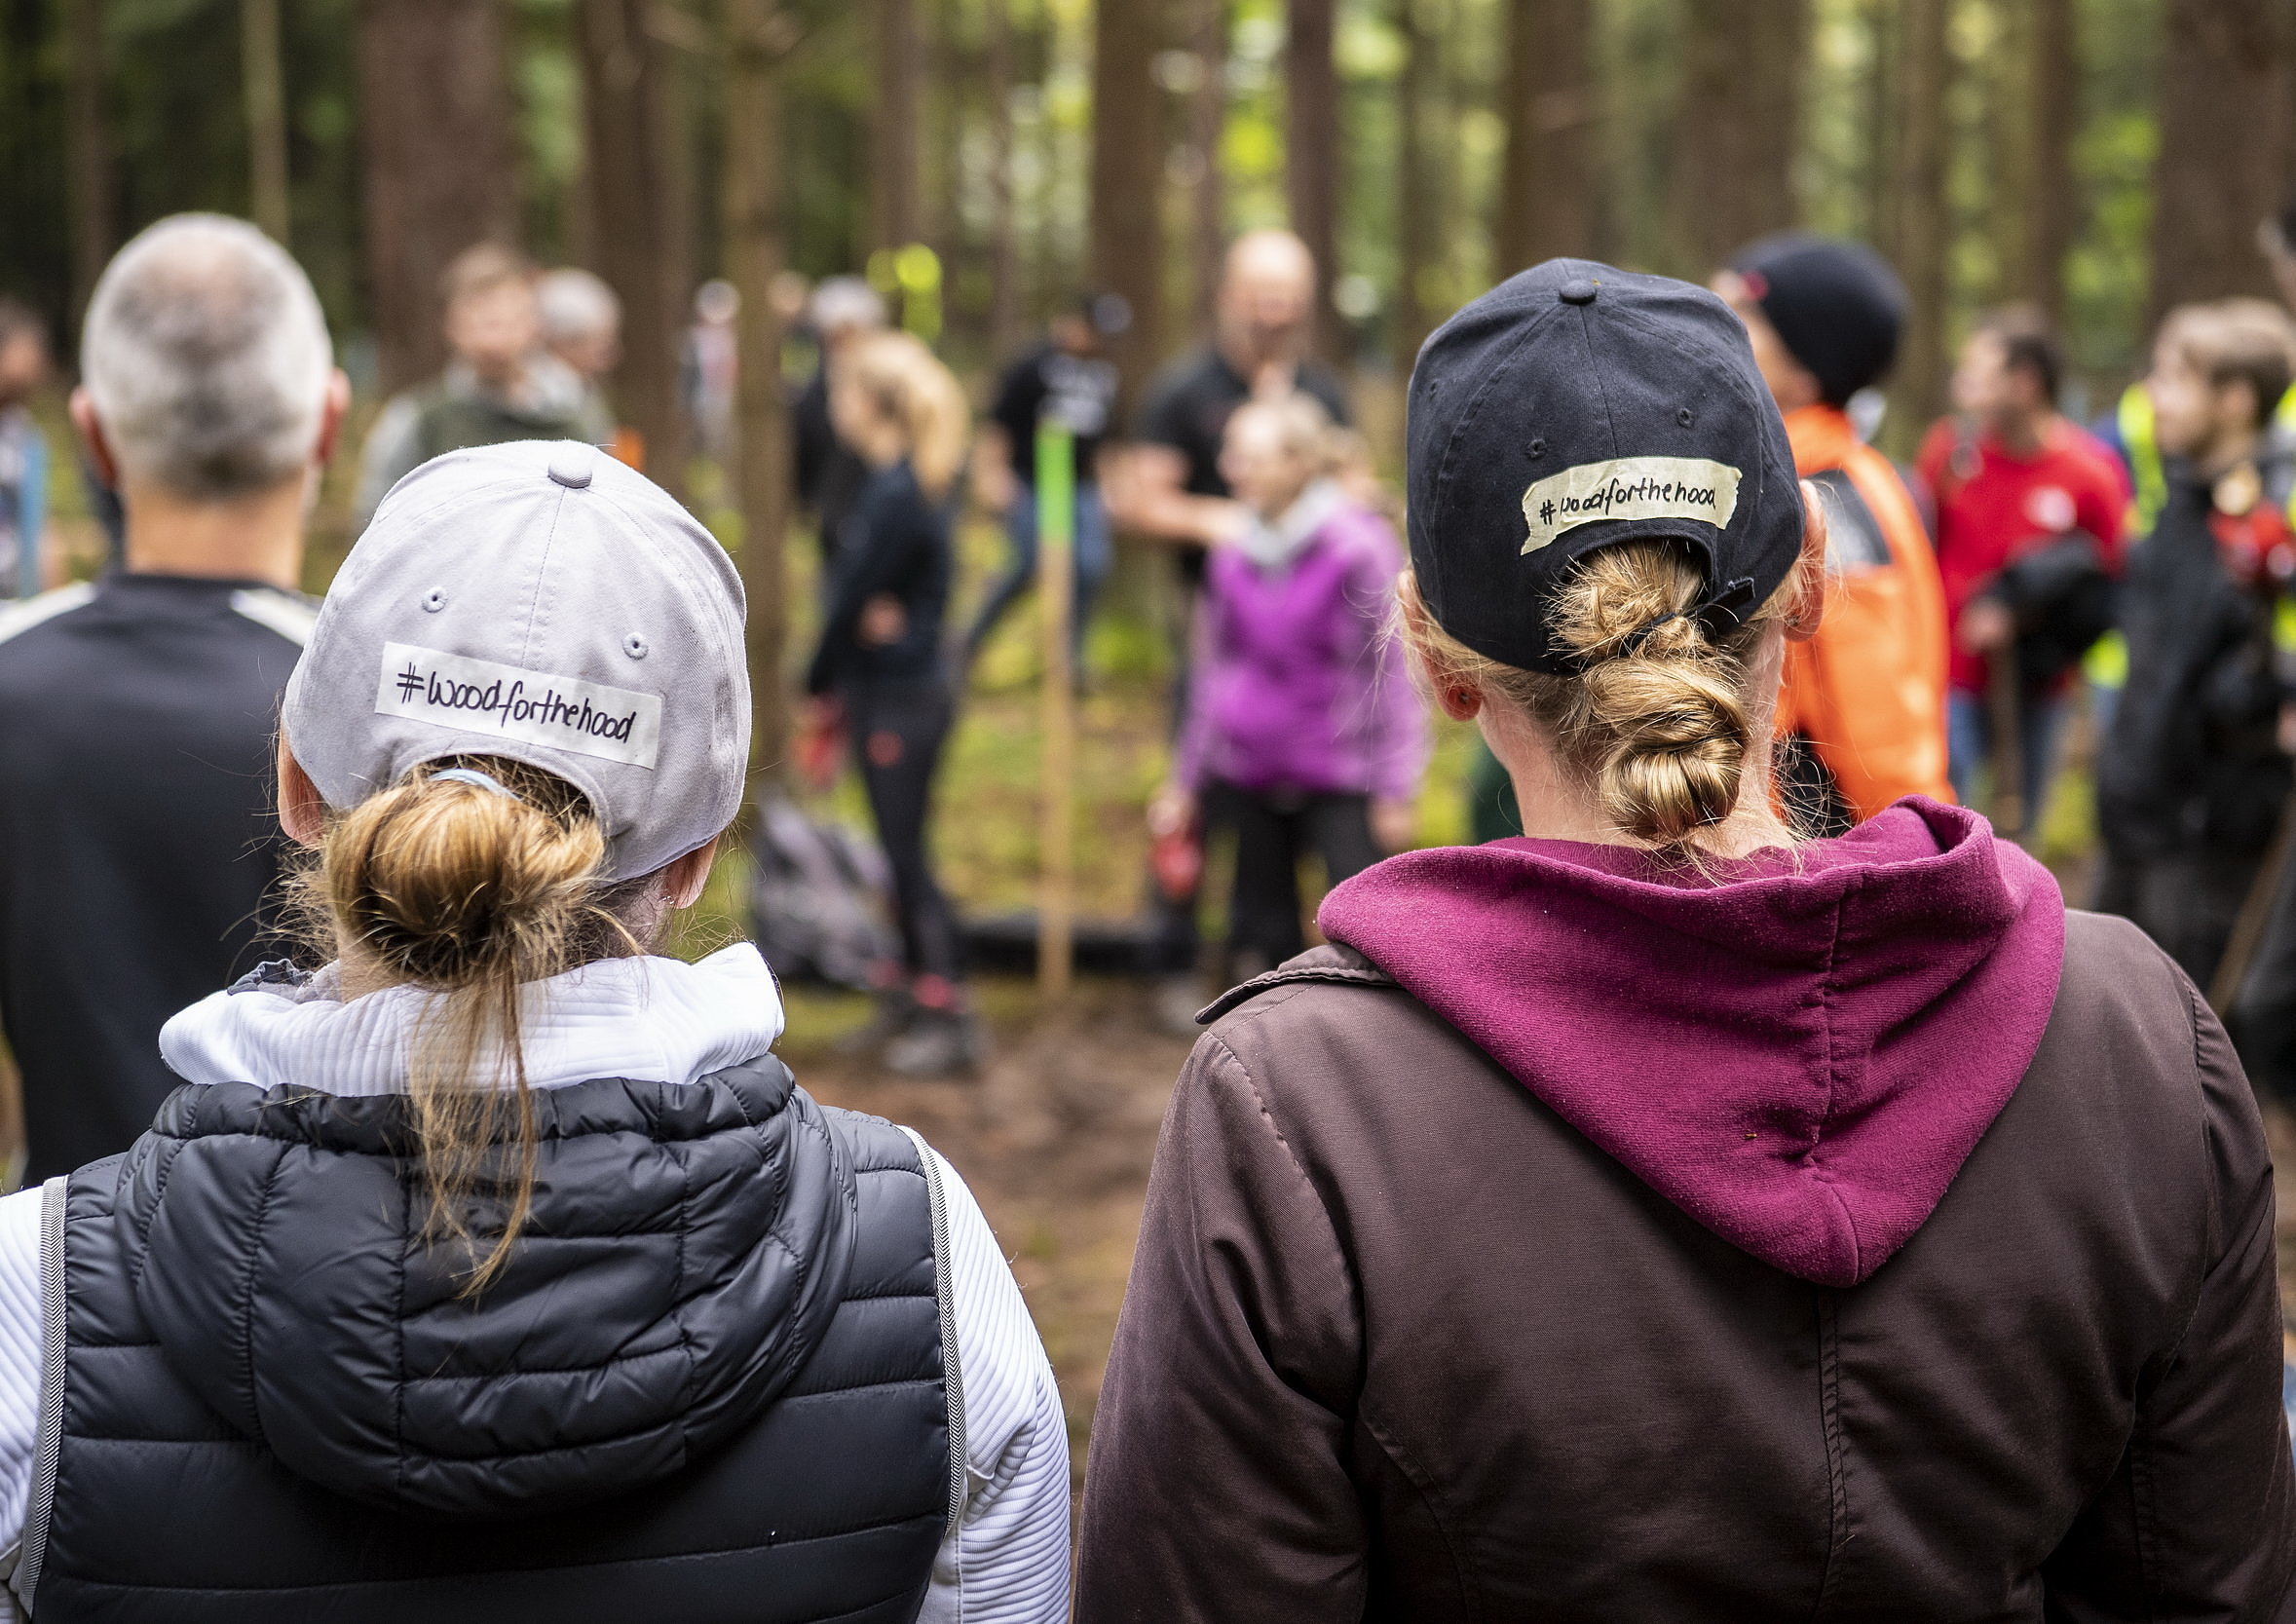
[747,792,896,990]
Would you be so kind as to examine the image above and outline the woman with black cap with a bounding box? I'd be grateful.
[0,442,1071,1623]
[1074,262,2293,1620]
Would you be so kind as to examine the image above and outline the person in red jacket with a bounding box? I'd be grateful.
[1918,307,2128,833]
[1713,234,1951,832]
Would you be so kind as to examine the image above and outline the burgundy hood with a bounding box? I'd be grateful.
[1316,799,2065,1287]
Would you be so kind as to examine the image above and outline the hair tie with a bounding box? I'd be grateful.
[431,768,521,802]
[1617,611,1691,658]
[1595,576,1763,666]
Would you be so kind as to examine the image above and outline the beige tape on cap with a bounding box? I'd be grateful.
[1520,456,1745,555]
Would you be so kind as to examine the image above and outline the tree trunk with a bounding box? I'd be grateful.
[2020,0,2076,321]
[1866,0,1896,258]
[1189,0,1229,338]
[872,0,922,252]
[580,0,693,497]
[63,0,114,324]
[1285,0,1343,362]
[1887,0,1949,449]
[242,0,290,242]
[357,0,518,393]
[1397,0,1437,359]
[1089,0,1168,404]
[988,0,1021,351]
[1670,0,1807,277]
[1494,0,1596,276]
[2148,0,2289,319]
[724,0,795,783]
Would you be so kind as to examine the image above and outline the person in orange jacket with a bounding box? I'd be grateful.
[1713,234,1952,831]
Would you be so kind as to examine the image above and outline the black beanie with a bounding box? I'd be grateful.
[1728,233,1906,406]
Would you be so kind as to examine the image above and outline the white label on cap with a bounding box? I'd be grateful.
[374,643,661,769]
[1519,457,1745,554]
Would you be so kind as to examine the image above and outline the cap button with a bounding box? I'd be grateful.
[1559,278,1600,306]
[547,443,596,489]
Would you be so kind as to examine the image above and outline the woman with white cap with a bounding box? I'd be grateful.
[0,441,1070,1623]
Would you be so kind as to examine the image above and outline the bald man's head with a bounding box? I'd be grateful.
[1219,230,1316,367]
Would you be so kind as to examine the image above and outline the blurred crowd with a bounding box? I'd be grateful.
[8,202,2296,1097]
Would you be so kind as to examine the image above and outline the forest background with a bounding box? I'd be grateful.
[0,0,2276,455]
[0,0,2281,896]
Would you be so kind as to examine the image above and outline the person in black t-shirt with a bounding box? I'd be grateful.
[1115,229,1353,580]
[0,215,347,1179]
[964,294,1127,677]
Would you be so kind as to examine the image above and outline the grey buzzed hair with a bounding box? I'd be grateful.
[538,267,620,342]
[809,276,886,337]
[82,213,333,501]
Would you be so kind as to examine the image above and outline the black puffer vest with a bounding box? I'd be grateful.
[15,1056,957,1623]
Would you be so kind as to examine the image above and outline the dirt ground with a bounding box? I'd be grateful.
[779,975,1196,1494]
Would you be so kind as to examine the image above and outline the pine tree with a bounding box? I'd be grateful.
[1495,0,1596,278]
[1089,0,1169,398]
[2147,0,2289,319]
[356,0,518,392]
[1671,0,1806,277]
[580,0,694,497]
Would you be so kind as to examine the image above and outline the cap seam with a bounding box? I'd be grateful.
[1570,297,1620,461]
[1421,301,1565,597]
[516,477,570,671]
[1605,298,1778,520]
[585,481,748,803]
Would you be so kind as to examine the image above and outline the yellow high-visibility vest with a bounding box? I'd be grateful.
[2120,378,2296,533]
[2105,382,2296,688]
[2117,383,2167,536]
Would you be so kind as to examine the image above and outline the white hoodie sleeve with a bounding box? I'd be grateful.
[917,1148,1073,1624]
[0,1183,44,1624]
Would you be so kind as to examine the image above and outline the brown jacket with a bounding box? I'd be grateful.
[1075,914,2296,1620]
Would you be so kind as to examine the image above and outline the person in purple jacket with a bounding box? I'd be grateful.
[1148,394,1427,983]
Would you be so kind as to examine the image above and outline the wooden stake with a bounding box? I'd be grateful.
[2211,789,2296,1017]
[724,0,796,786]
[1036,426,1077,1001]
[1985,641,2026,841]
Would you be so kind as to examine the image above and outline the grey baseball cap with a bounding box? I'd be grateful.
[282,440,749,881]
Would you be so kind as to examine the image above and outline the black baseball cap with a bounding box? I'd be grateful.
[1727,233,1904,405]
[1406,258,1803,676]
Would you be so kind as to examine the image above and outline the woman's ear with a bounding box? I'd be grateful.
[1786,482,1831,644]
[1430,669,1484,721]
[661,837,720,909]
[1398,573,1484,719]
[277,737,327,847]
